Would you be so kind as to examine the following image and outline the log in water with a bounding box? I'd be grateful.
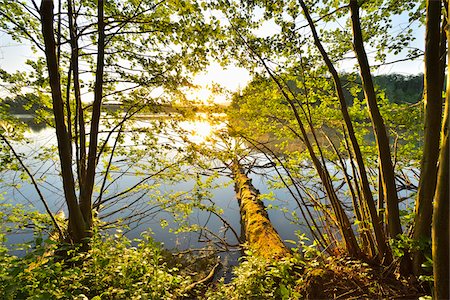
[232,160,291,259]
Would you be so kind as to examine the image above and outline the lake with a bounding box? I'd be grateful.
[1,113,417,277]
[2,114,312,277]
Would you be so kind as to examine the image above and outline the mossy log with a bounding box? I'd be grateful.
[232,161,291,259]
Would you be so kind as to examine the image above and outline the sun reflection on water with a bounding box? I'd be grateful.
[179,120,213,144]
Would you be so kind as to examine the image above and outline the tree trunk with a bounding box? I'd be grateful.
[232,160,291,259]
[67,0,86,188]
[432,12,449,296]
[79,0,105,233]
[299,0,388,262]
[413,0,443,275]
[40,0,86,243]
[349,0,402,239]
[377,167,385,231]
[432,100,449,300]
[267,66,361,258]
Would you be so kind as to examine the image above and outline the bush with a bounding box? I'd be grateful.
[205,253,305,300]
[0,230,197,299]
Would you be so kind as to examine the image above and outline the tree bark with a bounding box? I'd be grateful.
[67,0,86,188]
[79,0,105,233]
[232,160,291,259]
[413,0,443,275]
[40,0,86,243]
[349,0,402,239]
[432,11,449,296]
[432,97,449,300]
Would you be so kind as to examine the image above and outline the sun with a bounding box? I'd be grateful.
[195,88,212,103]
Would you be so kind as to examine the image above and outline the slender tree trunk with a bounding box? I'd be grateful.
[56,0,61,64]
[343,130,377,255]
[326,133,374,256]
[439,16,447,92]
[67,0,86,187]
[377,167,385,231]
[288,99,361,257]
[260,59,361,257]
[40,0,86,243]
[79,0,105,232]
[349,0,402,239]
[65,61,72,158]
[237,30,362,257]
[432,87,449,300]
[432,9,449,295]
[299,0,388,261]
[413,0,443,275]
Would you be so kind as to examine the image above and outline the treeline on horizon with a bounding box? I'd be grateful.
[343,72,424,104]
[3,73,423,115]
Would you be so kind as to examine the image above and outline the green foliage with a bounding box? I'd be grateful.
[0,229,199,299]
[205,241,421,299]
[0,202,52,246]
[373,74,424,104]
[390,233,431,268]
[205,234,313,299]
[229,71,423,165]
[0,202,53,297]
[2,94,51,116]
[206,254,304,300]
[341,73,424,105]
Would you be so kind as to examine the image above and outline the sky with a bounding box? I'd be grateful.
[0,4,425,104]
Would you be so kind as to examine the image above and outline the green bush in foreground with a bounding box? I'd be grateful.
[206,254,304,300]
[0,231,195,300]
[206,250,424,300]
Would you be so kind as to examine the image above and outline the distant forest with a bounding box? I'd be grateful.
[342,73,424,104]
[2,93,51,115]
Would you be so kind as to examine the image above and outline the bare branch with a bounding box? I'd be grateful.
[0,133,65,239]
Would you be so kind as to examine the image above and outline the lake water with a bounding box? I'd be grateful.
[1,114,417,276]
[2,114,313,278]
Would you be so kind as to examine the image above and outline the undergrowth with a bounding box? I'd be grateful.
[206,252,425,300]
[1,231,214,299]
[1,204,425,299]
[0,204,216,300]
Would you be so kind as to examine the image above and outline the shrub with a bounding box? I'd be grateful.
[1,230,197,299]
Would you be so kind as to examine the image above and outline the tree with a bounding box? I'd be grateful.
[432,83,449,300]
[432,2,449,294]
[413,0,444,274]
[1,0,216,245]
[40,0,87,243]
[349,0,402,240]
[298,0,388,262]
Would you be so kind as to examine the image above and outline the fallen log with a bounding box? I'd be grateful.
[181,262,222,298]
[232,160,291,259]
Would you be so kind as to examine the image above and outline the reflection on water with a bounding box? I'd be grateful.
[179,120,213,144]
[13,115,49,133]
